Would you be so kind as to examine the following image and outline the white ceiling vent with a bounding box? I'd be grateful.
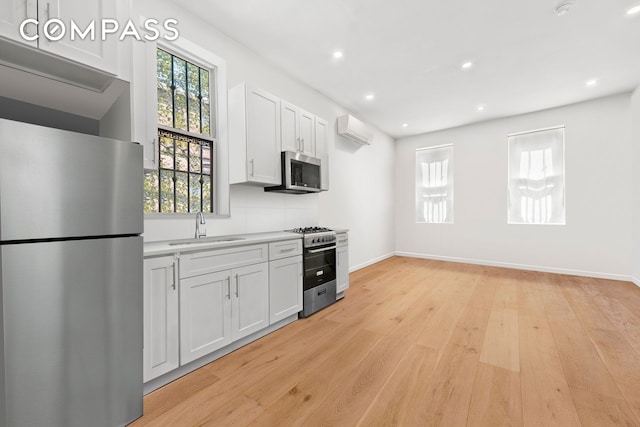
[337,114,373,145]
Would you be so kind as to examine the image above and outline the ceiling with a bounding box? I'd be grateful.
[175,0,640,139]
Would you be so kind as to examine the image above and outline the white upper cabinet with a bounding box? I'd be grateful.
[0,0,36,46]
[38,0,118,74]
[0,0,118,75]
[314,116,329,190]
[280,100,299,153]
[280,100,315,156]
[229,83,281,185]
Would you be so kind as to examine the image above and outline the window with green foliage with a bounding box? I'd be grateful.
[144,48,215,213]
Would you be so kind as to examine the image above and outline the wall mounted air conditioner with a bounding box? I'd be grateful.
[337,114,373,145]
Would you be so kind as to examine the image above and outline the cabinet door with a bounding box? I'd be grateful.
[246,87,280,184]
[180,270,233,365]
[299,109,315,156]
[280,100,299,152]
[337,246,350,294]
[37,0,118,75]
[314,116,329,190]
[232,262,269,340]
[143,256,179,382]
[0,0,36,46]
[132,39,158,170]
[269,255,303,324]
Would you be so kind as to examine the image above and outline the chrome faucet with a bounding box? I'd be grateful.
[195,211,207,239]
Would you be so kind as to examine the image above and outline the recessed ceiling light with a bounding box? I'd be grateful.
[627,5,640,15]
[476,104,486,112]
[402,123,409,128]
[332,50,344,59]
[365,93,375,101]
[585,78,598,87]
[461,61,473,70]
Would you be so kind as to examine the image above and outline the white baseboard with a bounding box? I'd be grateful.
[395,251,635,283]
[632,276,640,287]
[350,252,395,273]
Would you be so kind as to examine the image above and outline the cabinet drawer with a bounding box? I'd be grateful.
[269,239,302,260]
[180,244,269,278]
[336,233,348,247]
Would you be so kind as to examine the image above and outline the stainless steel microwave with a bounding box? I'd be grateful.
[265,151,322,194]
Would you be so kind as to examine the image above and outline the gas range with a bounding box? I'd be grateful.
[288,227,336,249]
[288,226,338,317]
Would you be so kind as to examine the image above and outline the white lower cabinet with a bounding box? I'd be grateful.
[336,232,350,295]
[179,270,233,365]
[269,255,303,323]
[232,263,270,339]
[179,262,269,365]
[144,238,302,384]
[143,255,179,382]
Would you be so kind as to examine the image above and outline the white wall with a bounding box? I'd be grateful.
[136,0,396,270]
[395,93,633,279]
[632,87,640,284]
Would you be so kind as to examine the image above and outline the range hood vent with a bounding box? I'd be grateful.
[337,114,373,145]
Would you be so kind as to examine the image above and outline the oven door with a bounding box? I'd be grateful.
[303,244,336,291]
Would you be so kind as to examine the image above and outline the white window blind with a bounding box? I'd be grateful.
[508,126,565,224]
[415,144,454,223]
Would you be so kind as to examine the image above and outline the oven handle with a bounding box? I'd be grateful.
[307,245,337,254]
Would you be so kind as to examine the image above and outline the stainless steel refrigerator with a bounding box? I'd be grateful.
[0,119,143,427]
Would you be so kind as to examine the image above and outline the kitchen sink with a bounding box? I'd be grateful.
[168,236,246,245]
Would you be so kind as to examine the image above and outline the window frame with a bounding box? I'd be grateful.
[144,37,229,218]
[507,125,566,225]
[415,143,454,224]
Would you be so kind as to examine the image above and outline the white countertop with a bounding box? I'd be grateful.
[144,231,301,257]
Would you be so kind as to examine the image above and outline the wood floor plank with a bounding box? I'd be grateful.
[411,305,491,426]
[540,279,622,398]
[467,362,523,427]
[130,257,640,427]
[247,329,383,427]
[570,387,638,427]
[480,308,519,372]
[518,293,581,427]
[356,344,439,427]
[130,367,220,426]
[299,332,414,426]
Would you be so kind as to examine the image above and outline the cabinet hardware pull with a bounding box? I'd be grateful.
[46,2,51,20]
[24,2,31,35]
[249,159,255,176]
[301,137,304,153]
[235,274,239,297]
[152,138,157,164]
[281,248,295,253]
[226,276,231,299]
[171,262,177,290]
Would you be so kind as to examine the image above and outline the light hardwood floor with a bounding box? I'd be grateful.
[130,256,640,426]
